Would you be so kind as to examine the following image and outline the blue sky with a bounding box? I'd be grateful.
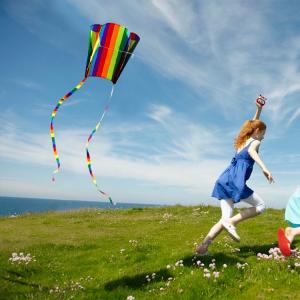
[0,0,299,208]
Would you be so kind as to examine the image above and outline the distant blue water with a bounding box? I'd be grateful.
[0,197,159,217]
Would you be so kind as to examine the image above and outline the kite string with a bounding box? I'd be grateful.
[85,84,115,205]
[50,77,87,181]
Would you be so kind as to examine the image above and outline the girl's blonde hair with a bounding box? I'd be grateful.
[234,120,266,150]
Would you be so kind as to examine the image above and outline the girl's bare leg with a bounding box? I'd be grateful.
[285,227,300,243]
[196,221,223,254]
[203,220,223,243]
[229,207,258,225]
[229,193,265,226]
[196,199,234,254]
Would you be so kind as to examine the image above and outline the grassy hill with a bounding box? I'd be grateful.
[0,205,299,299]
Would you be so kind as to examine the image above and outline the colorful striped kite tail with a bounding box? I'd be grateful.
[86,145,115,205]
[50,77,87,182]
[85,84,115,204]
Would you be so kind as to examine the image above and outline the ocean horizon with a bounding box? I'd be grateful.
[0,196,160,217]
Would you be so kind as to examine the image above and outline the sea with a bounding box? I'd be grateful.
[0,196,160,217]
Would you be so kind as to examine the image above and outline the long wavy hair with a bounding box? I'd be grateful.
[234,120,266,150]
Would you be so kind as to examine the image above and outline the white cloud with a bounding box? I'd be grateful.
[5,0,299,126]
[147,104,172,124]
[63,0,300,127]
[0,107,227,202]
[0,178,62,199]
[147,104,224,160]
[2,105,297,207]
[9,79,43,91]
[285,101,300,127]
[2,0,299,207]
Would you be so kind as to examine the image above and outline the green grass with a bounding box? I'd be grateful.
[0,205,299,299]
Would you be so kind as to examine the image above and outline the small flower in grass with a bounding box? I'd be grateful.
[161,213,172,223]
[295,263,300,268]
[236,262,248,269]
[257,247,286,261]
[223,264,227,268]
[129,240,138,246]
[213,271,220,278]
[196,260,201,266]
[9,214,18,218]
[127,296,135,300]
[9,252,35,264]
[175,260,184,267]
[204,271,210,276]
[166,264,171,269]
[168,277,173,281]
[120,249,126,254]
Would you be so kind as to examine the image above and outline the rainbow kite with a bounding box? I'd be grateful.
[50,23,140,204]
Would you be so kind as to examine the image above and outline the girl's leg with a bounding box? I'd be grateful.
[229,193,265,226]
[204,199,234,241]
[196,199,234,254]
[285,227,300,243]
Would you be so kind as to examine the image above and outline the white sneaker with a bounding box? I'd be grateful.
[222,221,240,242]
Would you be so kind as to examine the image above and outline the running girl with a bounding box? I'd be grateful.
[196,98,274,255]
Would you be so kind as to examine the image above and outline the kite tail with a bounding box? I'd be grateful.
[85,84,115,205]
[50,77,87,181]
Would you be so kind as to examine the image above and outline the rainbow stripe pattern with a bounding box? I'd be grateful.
[50,77,87,179]
[85,86,114,205]
[85,23,140,84]
[50,23,140,203]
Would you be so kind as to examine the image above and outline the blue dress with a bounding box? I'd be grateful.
[212,140,255,203]
[285,186,300,227]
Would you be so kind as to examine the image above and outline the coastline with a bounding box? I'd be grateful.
[0,196,160,217]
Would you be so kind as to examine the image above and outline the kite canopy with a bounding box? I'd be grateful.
[85,23,140,84]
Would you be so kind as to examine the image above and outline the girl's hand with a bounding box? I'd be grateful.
[262,169,274,183]
[256,95,267,108]
[256,101,263,109]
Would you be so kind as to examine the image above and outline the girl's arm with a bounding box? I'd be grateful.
[248,140,274,183]
[253,103,263,120]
